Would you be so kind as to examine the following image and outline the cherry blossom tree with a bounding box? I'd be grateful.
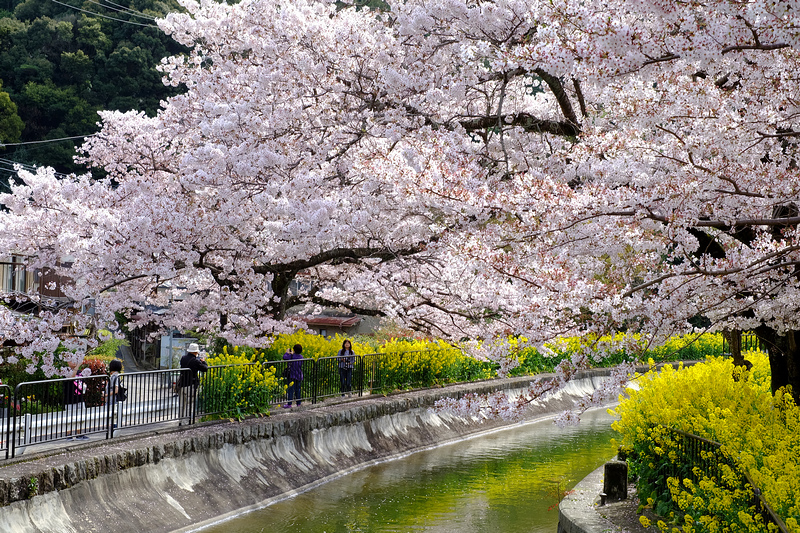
[2,0,800,404]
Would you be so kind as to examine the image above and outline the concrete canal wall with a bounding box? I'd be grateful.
[0,371,617,533]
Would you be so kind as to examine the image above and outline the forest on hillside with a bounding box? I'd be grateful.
[0,0,187,186]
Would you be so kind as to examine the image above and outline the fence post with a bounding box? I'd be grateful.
[23,413,31,446]
[10,401,17,459]
[107,379,116,439]
[190,383,197,425]
[311,358,318,405]
[1,385,9,460]
[357,355,364,397]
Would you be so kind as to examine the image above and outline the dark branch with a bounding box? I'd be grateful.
[307,294,387,317]
[722,43,790,54]
[460,112,579,137]
[533,68,580,128]
[255,244,427,275]
[642,53,680,66]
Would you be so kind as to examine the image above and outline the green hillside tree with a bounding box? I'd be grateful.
[0,0,186,181]
[0,81,23,143]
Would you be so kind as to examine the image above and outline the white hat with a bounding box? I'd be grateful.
[187,343,200,353]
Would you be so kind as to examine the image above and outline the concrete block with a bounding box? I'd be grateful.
[63,464,78,487]
[602,461,627,501]
[8,477,24,500]
[39,470,54,494]
[51,466,65,490]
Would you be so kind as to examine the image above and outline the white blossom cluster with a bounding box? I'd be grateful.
[2,0,799,414]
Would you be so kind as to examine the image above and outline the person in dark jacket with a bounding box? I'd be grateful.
[179,343,208,425]
[337,339,356,396]
[104,359,124,429]
[282,344,304,408]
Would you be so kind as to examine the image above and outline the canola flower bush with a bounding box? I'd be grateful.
[511,332,723,376]
[201,347,283,419]
[199,330,725,419]
[613,353,800,532]
[257,331,375,361]
[371,337,494,392]
[251,332,493,393]
[205,331,723,403]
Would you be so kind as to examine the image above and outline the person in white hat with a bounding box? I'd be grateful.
[178,342,208,425]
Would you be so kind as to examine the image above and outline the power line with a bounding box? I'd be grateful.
[0,158,71,179]
[0,134,96,147]
[0,158,43,173]
[84,0,157,21]
[49,0,158,27]
[0,158,35,170]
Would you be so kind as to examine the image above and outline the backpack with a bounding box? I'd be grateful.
[117,383,128,402]
[114,375,128,402]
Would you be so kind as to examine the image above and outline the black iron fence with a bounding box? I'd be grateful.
[721,331,763,354]
[0,348,463,459]
[663,428,789,533]
[1,384,9,458]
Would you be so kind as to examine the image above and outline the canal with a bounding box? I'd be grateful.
[197,407,617,533]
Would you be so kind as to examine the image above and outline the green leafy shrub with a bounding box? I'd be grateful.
[88,334,129,361]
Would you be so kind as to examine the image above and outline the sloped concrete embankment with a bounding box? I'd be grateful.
[0,371,615,533]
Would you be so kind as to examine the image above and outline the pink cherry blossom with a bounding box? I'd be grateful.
[1,0,798,409]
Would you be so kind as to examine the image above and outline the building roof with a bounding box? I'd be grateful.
[303,316,361,328]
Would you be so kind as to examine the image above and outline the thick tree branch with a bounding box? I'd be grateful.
[307,293,387,317]
[533,68,580,128]
[722,43,790,54]
[255,243,428,275]
[460,112,580,137]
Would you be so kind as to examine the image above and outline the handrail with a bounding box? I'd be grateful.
[0,384,10,459]
[663,427,789,533]
[0,348,464,458]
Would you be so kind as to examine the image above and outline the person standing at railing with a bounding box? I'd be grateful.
[178,343,208,425]
[103,359,124,429]
[63,357,89,440]
[337,339,356,397]
[282,344,304,408]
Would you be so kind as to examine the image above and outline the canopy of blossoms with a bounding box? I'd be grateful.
[1,0,798,399]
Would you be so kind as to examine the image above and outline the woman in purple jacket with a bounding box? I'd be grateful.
[282,344,304,407]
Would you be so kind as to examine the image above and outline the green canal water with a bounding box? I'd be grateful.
[199,408,618,533]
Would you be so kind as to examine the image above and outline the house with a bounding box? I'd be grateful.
[1,255,69,300]
[303,315,362,337]
[0,254,73,332]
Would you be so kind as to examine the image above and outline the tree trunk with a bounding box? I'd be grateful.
[754,325,800,404]
[722,329,743,364]
[722,329,753,381]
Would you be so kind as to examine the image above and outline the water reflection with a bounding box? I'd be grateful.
[199,408,616,533]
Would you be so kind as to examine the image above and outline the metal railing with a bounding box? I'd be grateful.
[0,348,464,458]
[1,384,10,459]
[721,331,763,355]
[112,369,184,431]
[663,428,789,533]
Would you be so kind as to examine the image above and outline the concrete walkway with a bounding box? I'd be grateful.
[115,344,140,372]
[558,465,656,533]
